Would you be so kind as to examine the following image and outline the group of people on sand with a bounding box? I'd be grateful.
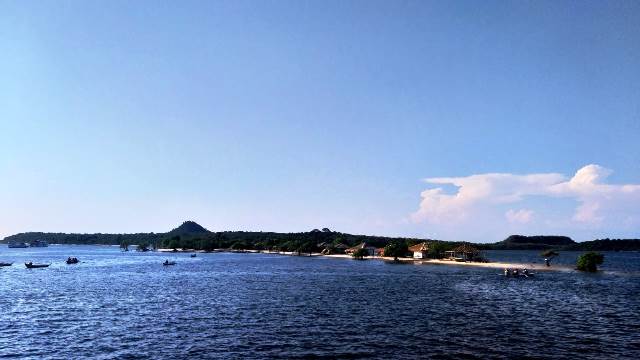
[504,268,532,277]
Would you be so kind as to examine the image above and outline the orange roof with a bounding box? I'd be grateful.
[408,242,430,252]
[346,242,372,252]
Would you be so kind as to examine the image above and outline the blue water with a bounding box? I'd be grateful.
[1,246,639,359]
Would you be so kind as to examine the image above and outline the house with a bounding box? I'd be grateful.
[321,243,349,255]
[345,242,377,256]
[445,244,481,262]
[408,242,430,259]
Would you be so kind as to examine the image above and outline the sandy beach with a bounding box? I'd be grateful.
[157,248,570,271]
[318,254,570,271]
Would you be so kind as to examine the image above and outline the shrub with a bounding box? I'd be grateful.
[383,241,407,260]
[576,252,604,272]
[136,243,150,252]
[351,248,369,260]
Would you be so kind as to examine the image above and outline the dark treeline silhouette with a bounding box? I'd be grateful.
[481,235,576,250]
[563,238,640,251]
[2,221,639,252]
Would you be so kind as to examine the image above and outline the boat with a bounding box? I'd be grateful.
[29,240,49,247]
[163,260,176,266]
[190,254,197,258]
[502,268,535,278]
[0,262,13,267]
[25,262,50,269]
[66,257,79,264]
[8,240,29,248]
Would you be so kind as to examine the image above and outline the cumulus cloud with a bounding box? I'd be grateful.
[410,172,563,223]
[411,164,640,238]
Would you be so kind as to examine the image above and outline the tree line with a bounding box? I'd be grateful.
[3,229,639,252]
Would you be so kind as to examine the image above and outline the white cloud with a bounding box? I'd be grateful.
[411,164,640,240]
[410,172,563,224]
[505,209,534,224]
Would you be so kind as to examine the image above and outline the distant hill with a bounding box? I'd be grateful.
[1,221,212,247]
[167,221,210,236]
[565,238,640,251]
[486,235,576,250]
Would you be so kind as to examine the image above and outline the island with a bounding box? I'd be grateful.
[3,221,639,255]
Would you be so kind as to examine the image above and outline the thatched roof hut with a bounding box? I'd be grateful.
[346,242,367,253]
[446,243,482,261]
[452,244,480,254]
[408,242,430,252]
[408,242,431,259]
[345,242,376,256]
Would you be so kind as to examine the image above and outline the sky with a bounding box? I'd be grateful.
[1,0,639,242]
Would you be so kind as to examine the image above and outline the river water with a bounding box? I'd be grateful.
[1,246,639,359]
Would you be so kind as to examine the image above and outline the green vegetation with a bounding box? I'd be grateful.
[351,248,369,260]
[488,235,575,250]
[576,252,604,272]
[427,242,451,259]
[2,222,639,253]
[564,239,640,251]
[136,243,150,252]
[541,250,559,266]
[383,241,408,260]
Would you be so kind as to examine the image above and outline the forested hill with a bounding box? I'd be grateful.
[167,221,210,236]
[563,239,640,251]
[2,222,639,251]
[480,235,640,251]
[485,235,576,250]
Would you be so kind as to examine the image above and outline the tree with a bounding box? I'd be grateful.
[384,241,407,261]
[297,239,316,256]
[351,248,369,260]
[136,243,150,252]
[119,241,129,252]
[576,252,604,272]
[428,242,450,259]
[541,250,559,266]
[166,236,181,250]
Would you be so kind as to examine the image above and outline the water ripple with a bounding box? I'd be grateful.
[1,246,639,359]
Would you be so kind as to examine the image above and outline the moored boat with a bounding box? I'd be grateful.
[25,262,50,269]
[66,257,79,264]
[8,240,29,248]
[502,268,535,278]
[0,262,13,267]
[163,260,176,266]
[29,240,49,247]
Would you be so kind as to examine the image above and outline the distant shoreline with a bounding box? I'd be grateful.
[4,226,640,252]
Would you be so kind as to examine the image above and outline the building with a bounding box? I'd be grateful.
[408,242,430,259]
[445,244,481,262]
[345,242,377,256]
[321,243,349,255]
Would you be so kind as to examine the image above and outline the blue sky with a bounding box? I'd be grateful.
[1,0,639,242]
